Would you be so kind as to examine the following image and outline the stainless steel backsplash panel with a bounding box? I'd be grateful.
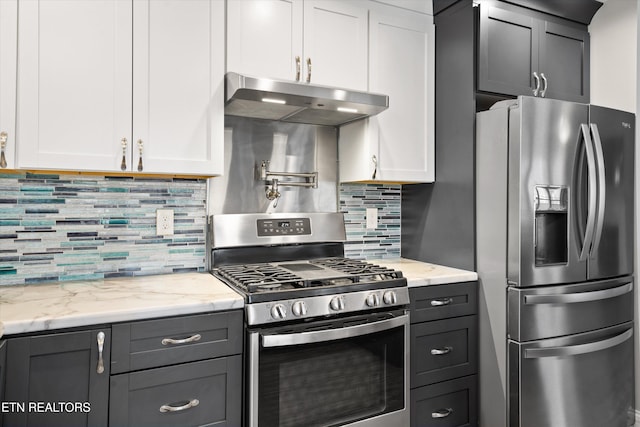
[208,116,338,214]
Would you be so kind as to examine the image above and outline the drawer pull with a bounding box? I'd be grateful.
[96,331,105,374]
[431,346,453,355]
[431,408,453,419]
[159,399,200,413]
[430,298,453,307]
[161,334,202,346]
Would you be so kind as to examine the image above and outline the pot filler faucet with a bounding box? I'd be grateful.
[259,160,318,207]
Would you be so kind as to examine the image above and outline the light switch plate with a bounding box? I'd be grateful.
[156,209,174,236]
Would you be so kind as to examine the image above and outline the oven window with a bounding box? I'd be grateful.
[258,326,405,427]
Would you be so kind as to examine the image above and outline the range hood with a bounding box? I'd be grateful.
[224,72,389,127]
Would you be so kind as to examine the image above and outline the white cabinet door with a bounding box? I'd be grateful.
[16,0,133,171]
[339,5,434,183]
[0,0,17,170]
[369,6,434,182]
[227,0,303,82]
[133,0,224,175]
[303,0,368,91]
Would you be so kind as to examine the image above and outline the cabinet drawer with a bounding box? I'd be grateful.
[410,282,477,323]
[111,310,242,374]
[411,375,478,427]
[109,355,242,427]
[411,315,477,387]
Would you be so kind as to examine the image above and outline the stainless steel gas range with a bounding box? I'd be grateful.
[209,212,410,427]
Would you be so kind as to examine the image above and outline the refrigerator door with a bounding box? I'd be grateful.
[508,276,633,342]
[587,106,635,280]
[509,322,634,427]
[508,97,588,287]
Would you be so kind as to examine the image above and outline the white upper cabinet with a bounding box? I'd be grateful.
[0,0,17,170]
[16,0,223,176]
[227,0,303,82]
[339,3,435,183]
[17,0,132,172]
[226,0,368,91]
[132,0,224,175]
[302,1,368,90]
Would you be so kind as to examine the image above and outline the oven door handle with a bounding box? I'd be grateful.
[261,314,408,348]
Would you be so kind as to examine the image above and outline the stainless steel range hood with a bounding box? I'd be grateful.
[224,72,389,127]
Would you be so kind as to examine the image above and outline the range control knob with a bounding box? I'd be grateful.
[329,296,345,311]
[383,290,398,305]
[292,301,308,317]
[366,293,381,308]
[270,304,287,320]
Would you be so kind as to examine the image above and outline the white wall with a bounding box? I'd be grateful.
[590,0,637,112]
[590,0,639,421]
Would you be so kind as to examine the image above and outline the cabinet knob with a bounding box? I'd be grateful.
[431,408,453,419]
[540,72,548,98]
[159,399,200,413]
[371,155,378,180]
[120,138,128,171]
[0,131,7,168]
[430,346,453,355]
[96,331,105,374]
[532,72,540,97]
[430,297,453,307]
[295,56,302,82]
[161,334,202,346]
[306,57,312,83]
[137,139,144,172]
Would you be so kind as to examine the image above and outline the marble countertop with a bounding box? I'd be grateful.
[0,273,244,338]
[0,258,476,339]
[371,258,478,287]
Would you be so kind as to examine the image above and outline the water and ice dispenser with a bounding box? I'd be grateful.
[534,185,568,266]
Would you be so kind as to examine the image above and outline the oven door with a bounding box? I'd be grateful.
[248,312,409,427]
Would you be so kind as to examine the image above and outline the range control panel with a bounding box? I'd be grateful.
[257,218,311,237]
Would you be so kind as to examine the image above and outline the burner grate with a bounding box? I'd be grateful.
[310,258,403,280]
[214,257,404,298]
[216,263,306,292]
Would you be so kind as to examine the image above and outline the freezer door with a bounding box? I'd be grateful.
[508,97,588,287]
[508,276,633,342]
[508,322,634,427]
[587,106,635,280]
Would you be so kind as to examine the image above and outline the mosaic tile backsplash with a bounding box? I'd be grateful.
[0,173,207,286]
[339,184,401,259]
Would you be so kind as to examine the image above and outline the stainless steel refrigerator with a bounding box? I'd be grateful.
[476,96,635,427]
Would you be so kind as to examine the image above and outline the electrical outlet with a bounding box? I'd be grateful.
[366,208,378,230]
[156,209,174,236]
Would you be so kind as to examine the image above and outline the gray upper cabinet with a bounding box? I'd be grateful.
[4,328,111,427]
[477,1,589,103]
[538,22,590,102]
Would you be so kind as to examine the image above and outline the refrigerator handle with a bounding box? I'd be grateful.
[523,282,632,305]
[589,123,606,257]
[579,124,597,262]
[523,328,632,359]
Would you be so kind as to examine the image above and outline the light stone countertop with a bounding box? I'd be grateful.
[0,272,244,338]
[0,259,476,339]
[371,258,478,287]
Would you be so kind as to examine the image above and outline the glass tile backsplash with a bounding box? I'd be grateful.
[0,174,402,286]
[0,173,207,286]
[339,184,401,260]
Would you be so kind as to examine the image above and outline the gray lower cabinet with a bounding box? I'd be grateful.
[3,328,111,427]
[477,0,589,103]
[108,310,243,427]
[410,282,478,427]
[0,310,243,427]
[109,355,241,427]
